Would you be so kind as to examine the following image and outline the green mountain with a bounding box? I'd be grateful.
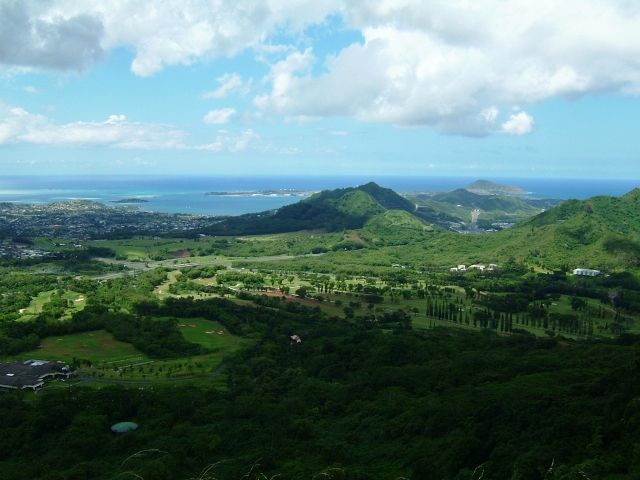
[200,182,421,236]
[465,179,526,195]
[411,188,543,229]
[419,188,640,270]
[508,189,640,266]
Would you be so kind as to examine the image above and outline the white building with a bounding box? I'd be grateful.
[573,268,600,277]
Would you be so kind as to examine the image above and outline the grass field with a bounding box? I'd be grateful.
[17,290,86,322]
[96,316,247,382]
[13,330,147,365]
[176,317,247,352]
[95,238,223,261]
[10,317,247,385]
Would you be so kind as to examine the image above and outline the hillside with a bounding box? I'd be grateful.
[411,188,543,230]
[248,188,640,275]
[198,182,416,236]
[423,188,640,270]
[465,179,526,195]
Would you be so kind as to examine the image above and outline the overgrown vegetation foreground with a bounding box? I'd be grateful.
[1,294,640,479]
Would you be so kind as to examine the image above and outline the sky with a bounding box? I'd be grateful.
[1,0,640,179]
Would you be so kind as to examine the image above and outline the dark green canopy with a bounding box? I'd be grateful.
[111,422,138,433]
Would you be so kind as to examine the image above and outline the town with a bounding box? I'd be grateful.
[0,200,215,241]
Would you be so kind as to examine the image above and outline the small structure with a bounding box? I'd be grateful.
[0,359,73,391]
[111,422,138,434]
[290,335,302,344]
[469,264,486,271]
[573,268,601,277]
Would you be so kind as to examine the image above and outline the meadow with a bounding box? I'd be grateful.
[13,330,147,365]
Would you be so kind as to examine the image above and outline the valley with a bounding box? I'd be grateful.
[1,181,640,480]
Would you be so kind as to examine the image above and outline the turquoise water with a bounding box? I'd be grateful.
[0,175,637,215]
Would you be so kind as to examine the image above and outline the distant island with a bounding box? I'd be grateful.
[110,198,149,204]
[464,179,526,195]
[205,189,317,197]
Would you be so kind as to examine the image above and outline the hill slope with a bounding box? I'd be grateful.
[199,182,418,236]
[411,188,543,229]
[420,188,640,270]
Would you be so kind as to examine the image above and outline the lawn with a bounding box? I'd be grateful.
[13,330,147,365]
[94,317,247,383]
[18,290,87,321]
[11,319,246,385]
[175,317,248,353]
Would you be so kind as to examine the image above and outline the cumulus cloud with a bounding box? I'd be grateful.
[501,112,535,136]
[0,103,184,148]
[6,1,640,134]
[481,107,499,124]
[253,1,640,134]
[203,74,250,99]
[0,1,104,72]
[203,108,237,124]
[26,0,340,76]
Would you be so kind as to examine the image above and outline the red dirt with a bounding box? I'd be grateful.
[345,231,368,245]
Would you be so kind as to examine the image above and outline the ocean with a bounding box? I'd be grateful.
[0,175,638,216]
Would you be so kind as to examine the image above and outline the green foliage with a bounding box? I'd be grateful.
[3,296,640,479]
[1,305,205,358]
[198,182,414,236]
[411,188,541,225]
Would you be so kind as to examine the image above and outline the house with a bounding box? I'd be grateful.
[0,359,74,391]
[290,335,302,344]
[573,268,600,277]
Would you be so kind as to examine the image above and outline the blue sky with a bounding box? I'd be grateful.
[2,0,640,179]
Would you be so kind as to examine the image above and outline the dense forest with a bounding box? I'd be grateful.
[1,296,640,479]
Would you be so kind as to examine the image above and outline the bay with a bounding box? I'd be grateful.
[0,175,637,216]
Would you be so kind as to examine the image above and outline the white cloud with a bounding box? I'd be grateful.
[0,1,103,72]
[6,1,640,135]
[0,102,184,148]
[253,1,640,134]
[203,108,237,124]
[481,107,499,124]
[203,74,250,99]
[23,86,40,94]
[21,1,341,76]
[192,129,260,152]
[501,112,535,136]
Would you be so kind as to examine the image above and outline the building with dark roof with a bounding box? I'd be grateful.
[0,359,74,391]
